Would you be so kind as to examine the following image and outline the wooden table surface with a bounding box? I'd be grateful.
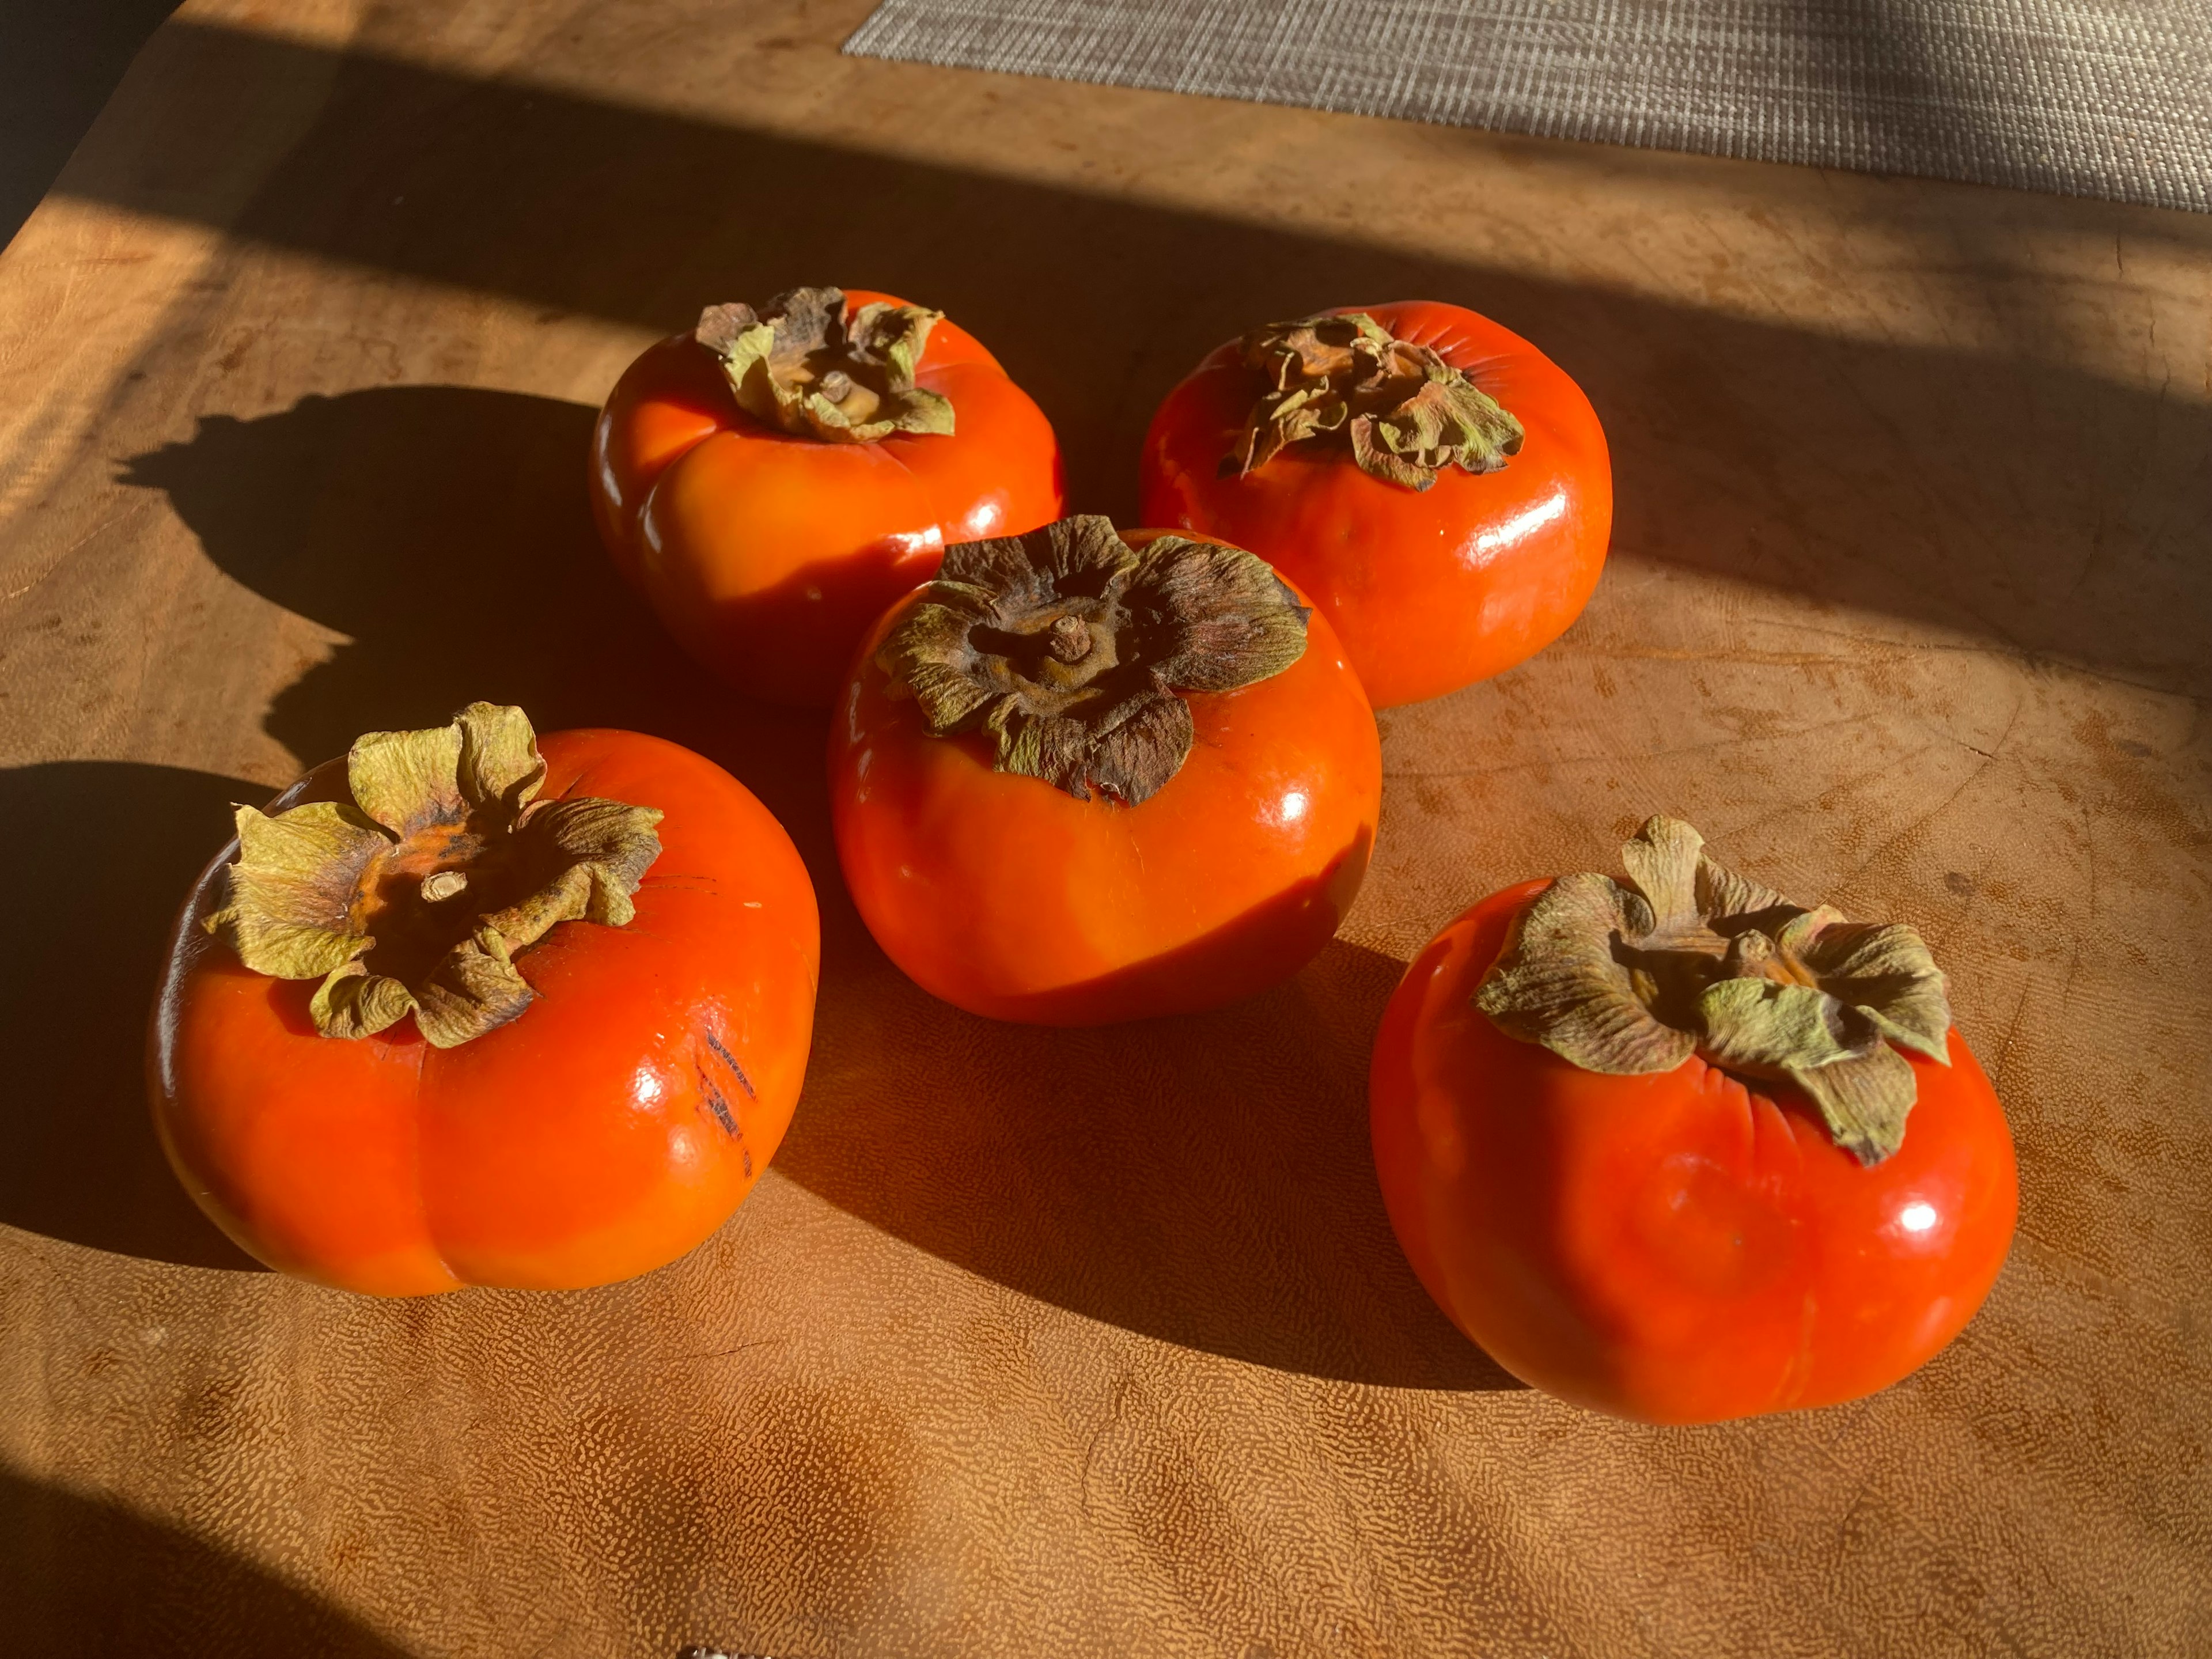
[2,1,2207,1653]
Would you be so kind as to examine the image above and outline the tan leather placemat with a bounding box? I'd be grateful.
[845,0,2211,211]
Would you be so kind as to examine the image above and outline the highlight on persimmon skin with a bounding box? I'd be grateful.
[149,703,820,1297]
[1140,300,1611,709]
[591,284,1065,707]
[829,515,1382,1027]
[1369,820,2018,1425]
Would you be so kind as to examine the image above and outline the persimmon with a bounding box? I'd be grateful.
[590,285,1064,707]
[1370,818,2018,1423]
[1140,301,1610,708]
[150,703,819,1296]
[830,515,1381,1025]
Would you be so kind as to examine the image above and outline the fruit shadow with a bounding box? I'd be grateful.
[72,20,2212,704]
[1,1468,413,1656]
[116,388,836,855]
[118,384,1514,1387]
[786,907,1521,1389]
[0,759,264,1270]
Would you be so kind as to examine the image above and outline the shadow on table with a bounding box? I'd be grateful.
[0,0,182,253]
[64,20,2212,703]
[117,389,833,853]
[0,760,263,1270]
[780,929,1525,1389]
[1,1468,415,1656]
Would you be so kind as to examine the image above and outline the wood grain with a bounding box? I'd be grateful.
[1,1,2207,1653]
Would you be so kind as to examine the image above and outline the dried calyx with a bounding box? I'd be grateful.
[206,703,664,1048]
[1475,818,1952,1164]
[1224,310,1524,491]
[877,514,1309,805]
[695,285,953,444]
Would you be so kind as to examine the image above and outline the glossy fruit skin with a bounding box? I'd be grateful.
[150,730,820,1297]
[1370,880,2018,1423]
[592,290,1066,707]
[1140,300,1611,709]
[830,535,1382,1025]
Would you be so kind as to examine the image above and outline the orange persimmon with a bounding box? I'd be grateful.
[1141,300,1610,708]
[830,516,1381,1025]
[1369,818,2018,1423]
[592,285,1064,706]
[150,703,819,1296]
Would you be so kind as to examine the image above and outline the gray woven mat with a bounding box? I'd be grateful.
[844,0,2211,213]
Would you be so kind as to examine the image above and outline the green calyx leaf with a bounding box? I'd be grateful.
[695,286,955,445]
[1223,310,1524,491]
[208,800,388,981]
[206,703,664,1049]
[874,514,1310,805]
[1474,817,1954,1164]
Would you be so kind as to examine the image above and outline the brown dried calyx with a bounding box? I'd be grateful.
[1224,310,1524,491]
[694,285,953,444]
[1475,818,1954,1164]
[876,515,1309,805]
[205,703,663,1048]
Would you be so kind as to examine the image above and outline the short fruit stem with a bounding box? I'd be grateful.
[421,870,469,903]
[1047,615,1092,664]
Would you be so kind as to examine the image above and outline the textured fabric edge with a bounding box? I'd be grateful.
[840,0,2210,214]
